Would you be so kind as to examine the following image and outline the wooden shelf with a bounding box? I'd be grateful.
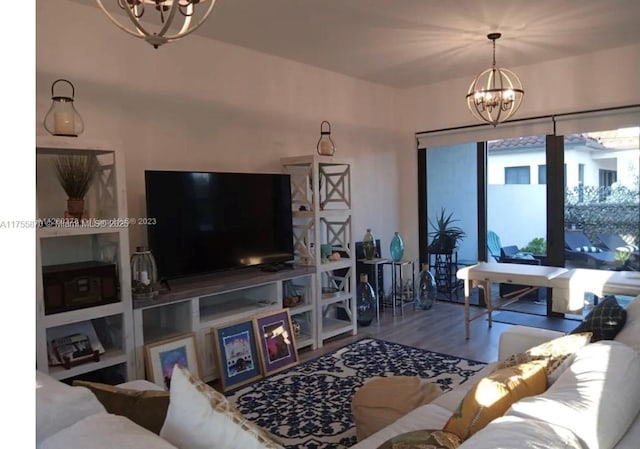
[38,226,124,239]
[47,349,127,380]
[43,302,125,328]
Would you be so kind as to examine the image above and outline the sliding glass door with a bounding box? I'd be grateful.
[486,135,548,316]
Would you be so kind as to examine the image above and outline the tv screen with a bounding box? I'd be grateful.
[144,170,294,280]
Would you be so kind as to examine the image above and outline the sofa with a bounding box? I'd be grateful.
[351,294,640,449]
[36,295,640,449]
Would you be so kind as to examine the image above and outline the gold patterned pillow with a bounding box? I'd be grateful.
[443,361,547,441]
[160,364,282,449]
[496,332,592,385]
[377,429,463,449]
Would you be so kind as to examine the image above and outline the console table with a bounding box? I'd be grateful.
[457,262,640,340]
[457,262,568,339]
[382,260,415,316]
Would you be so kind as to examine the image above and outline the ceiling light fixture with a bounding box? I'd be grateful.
[95,0,217,49]
[466,33,524,127]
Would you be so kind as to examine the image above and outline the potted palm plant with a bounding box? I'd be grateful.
[427,208,466,253]
[54,155,98,219]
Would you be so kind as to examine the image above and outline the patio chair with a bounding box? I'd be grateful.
[597,232,640,270]
[486,230,541,301]
[596,232,639,255]
[564,229,618,269]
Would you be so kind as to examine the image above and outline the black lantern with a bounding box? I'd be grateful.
[44,79,84,137]
[316,120,336,156]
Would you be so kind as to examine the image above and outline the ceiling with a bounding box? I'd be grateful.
[91,0,640,89]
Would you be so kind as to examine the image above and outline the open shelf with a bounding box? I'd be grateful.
[47,349,127,381]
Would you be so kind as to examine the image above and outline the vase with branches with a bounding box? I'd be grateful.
[54,155,98,219]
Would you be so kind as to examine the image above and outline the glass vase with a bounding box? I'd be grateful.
[357,273,376,326]
[390,232,404,262]
[362,228,376,260]
[130,246,159,301]
[416,263,437,310]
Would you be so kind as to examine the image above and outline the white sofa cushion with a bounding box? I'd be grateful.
[36,370,105,446]
[507,341,640,449]
[160,364,282,449]
[457,415,584,449]
[348,402,456,449]
[39,413,179,449]
[614,294,640,352]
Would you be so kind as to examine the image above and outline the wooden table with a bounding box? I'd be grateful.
[456,262,568,339]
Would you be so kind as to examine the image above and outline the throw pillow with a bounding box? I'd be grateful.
[496,332,592,385]
[160,364,283,449]
[377,430,462,449]
[352,376,443,441]
[443,361,547,441]
[615,294,640,352]
[72,380,169,435]
[570,295,627,342]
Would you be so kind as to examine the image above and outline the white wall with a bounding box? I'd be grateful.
[36,2,640,265]
[398,43,640,261]
[36,0,407,256]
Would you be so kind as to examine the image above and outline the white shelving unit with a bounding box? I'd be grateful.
[132,266,315,383]
[281,155,357,348]
[35,136,134,382]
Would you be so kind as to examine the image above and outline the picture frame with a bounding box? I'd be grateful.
[144,333,200,390]
[211,319,263,392]
[254,309,299,376]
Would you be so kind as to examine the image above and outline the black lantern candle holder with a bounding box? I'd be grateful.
[44,79,84,137]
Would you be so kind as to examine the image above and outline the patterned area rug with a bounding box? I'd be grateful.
[229,338,486,449]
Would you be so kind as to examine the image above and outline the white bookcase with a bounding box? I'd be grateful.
[132,267,315,383]
[281,155,357,348]
[35,136,134,382]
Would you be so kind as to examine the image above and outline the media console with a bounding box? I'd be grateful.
[132,265,316,383]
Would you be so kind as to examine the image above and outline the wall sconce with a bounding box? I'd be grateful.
[44,79,84,137]
[316,120,336,156]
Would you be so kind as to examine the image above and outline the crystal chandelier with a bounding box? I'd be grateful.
[466,33,524,127]
[95,0,217,49]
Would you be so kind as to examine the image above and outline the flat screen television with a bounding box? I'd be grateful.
[144,170,294,281]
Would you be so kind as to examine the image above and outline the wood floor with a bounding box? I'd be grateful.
[298,301,516,364]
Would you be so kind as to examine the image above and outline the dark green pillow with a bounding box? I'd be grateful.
[377,430,462,449]
[570,295,627,342]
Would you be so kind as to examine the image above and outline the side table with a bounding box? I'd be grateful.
[358,257,389,322]
[382,260,416,316]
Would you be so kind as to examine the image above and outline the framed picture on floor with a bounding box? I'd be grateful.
[211,319,262,392]
[254,309,299,376]
[144,333,200,390]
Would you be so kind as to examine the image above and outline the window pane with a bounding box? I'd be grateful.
[505,166,531,184]
[538,165,547,184]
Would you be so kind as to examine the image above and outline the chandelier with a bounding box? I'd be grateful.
[95,0,217,49]
[466,33,524,127]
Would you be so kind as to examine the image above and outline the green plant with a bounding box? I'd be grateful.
[428,208,466,251]
[520,237,546,255]
[54,155,98,199]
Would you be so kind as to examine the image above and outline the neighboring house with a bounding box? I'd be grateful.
[487,132,639,192]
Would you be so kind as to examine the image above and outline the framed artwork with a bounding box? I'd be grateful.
[254,309,299,376]
[211,319,263,392]
[144,333,199,390]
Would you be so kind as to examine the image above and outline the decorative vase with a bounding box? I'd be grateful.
[66,198,85,219]
[362,229,376,260]
[130,246,159,301]
[390,232,404,262]
[416,263,437,310]
[357,273,375,326]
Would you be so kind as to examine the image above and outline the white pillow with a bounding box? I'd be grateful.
[36,370,106,446]
[40,413,178,449]
[507,341,640,449]
[615,294,640,352]
[458,415,584,449]
[160,365,283,449]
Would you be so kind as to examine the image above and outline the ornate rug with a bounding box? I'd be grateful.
[229,338,486,449]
